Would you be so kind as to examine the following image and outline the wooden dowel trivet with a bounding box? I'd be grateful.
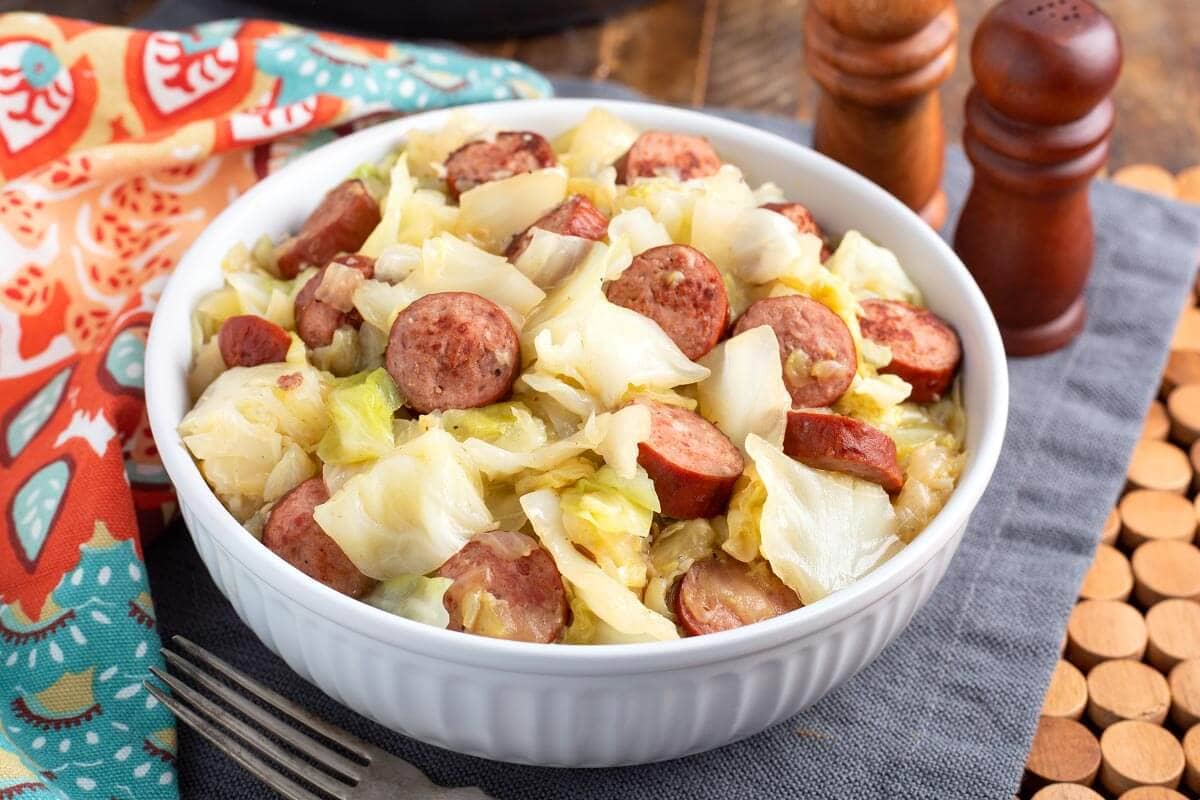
[1043,659,1089,721]
[1182,724,1200,795]
[1080,544,1133,603]
[1127,440,1192,494]
[1031,784,1104,800]
[1145,599,1200,672]
[1168,659,1200,729]
[1162,350,1200,396]
[1118,490,1197,548]
[1143,400,1170,441]
[1167,384,1200,446]
[1067,600,1147,672]
[1102,507,1121,546]
[1131,541,1200,607]
[1117,786,1189,800]
[1027,716,1102,788]
[1086,659,1170,728]
[1099,720,1185,795]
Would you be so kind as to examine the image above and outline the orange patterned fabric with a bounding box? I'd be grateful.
[0,15,549,799]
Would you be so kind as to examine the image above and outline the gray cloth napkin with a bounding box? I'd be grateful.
[145,77,1200,799]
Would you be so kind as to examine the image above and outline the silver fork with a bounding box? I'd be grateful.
[144,635,493,800]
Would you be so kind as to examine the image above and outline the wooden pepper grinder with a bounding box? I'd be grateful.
[805,0,958,229]
[953,0,1121,356]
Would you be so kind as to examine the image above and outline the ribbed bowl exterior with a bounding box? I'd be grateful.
[181,498,964,766]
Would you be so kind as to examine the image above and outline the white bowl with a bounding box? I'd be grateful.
[146,98,1008,767]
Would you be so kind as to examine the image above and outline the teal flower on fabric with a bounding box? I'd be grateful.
[251,30,553,112]
[1,523,175,800]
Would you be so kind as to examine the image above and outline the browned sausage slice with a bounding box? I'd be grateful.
[604,244,729,361]
[636,399,745,520]
[614,131,722,183]
[443,131,557,200]
[434,530,569,643]
[504,194,609,261]
[294,254,375,349]
[385,291,520,414]
[732,295,856,408]
[674,553,801,636]
[783,410,903,493]
[275,180,381,279]
[858,298,961,403]
[218,315,291,367]
[761,201,831,260]
[263,478,376,598]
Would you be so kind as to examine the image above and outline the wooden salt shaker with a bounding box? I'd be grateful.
[805,0,957,228]
[953,0,1121,355]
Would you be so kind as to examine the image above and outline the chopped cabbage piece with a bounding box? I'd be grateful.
[513,456,596,496]
[893,439,965,542]
[395,189,459,246]
[262,442,318,503]
[520,490,678,641]
[352,279,418,334]
[411,233,545,320]
[313,428,495,578]
[188,337,226,400]
[308,327,359,377]
[615,178,698,243]
[560,465,658,590]
[559,107,640,178]
[607,208,671,254]
[347,151,397,202]
[523,241,709,408]
[404,111,485,180]
[512,228,596,290]
[317,368,402,464]
[373,243,422,283]
[435,401,548,452]
[746,434,902,604]
[697,325,790,453]
[455,168,569,253]
[360,157,416,257]
[728,207,823,285]
[180,364,330,521]
[644,519,719,618]
[825,230,922,303]
[364,575,453,628]
[722,466,765,563]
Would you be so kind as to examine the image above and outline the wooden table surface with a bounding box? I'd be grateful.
[8,0,1200,177]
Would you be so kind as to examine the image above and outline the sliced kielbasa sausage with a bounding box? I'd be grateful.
[732,295,857,409]
[674,553,801,636]
[443,131,557,199]
[275,179,381,279]
[614,131,722,183]
[761,201,831,260]
[636,399,745,520]
[262,478,376,598]
[294,254,375,349]
[504,194,609,261]
[605,244,729,361]
[783,410,903,493]
[218,315,291,367]
[858,298,961,403]
[385,291,520,414]
[434,530,569,643]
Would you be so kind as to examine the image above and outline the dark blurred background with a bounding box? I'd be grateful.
[5,0,1200,172]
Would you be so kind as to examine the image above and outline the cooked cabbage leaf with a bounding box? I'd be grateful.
[522,241,709,408]
[360,157,415,257]
[456,168,569,253]
[180,364,330,521]
[558,107,640,178]
[317,368,402,464]
[520,490,678,641]
[697,325,789,453]
[644,518,719,618]
[411,233,545,320]
[313,428,495,578]
[560,465,658,590]
[746,434,902,604]
[512,228,596,290]
[825,230,922,303]
[722,465,766,563]
[363,575,453,628]
[607,208,672,254]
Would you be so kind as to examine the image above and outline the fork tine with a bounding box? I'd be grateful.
[172,636,373,758]
[161,648,363,781]
[149,667,351,799]
[145,681,324,800]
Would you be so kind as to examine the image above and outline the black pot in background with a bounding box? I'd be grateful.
[140,0,653,38]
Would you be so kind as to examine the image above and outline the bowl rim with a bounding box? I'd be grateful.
[146,98,1008,676]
